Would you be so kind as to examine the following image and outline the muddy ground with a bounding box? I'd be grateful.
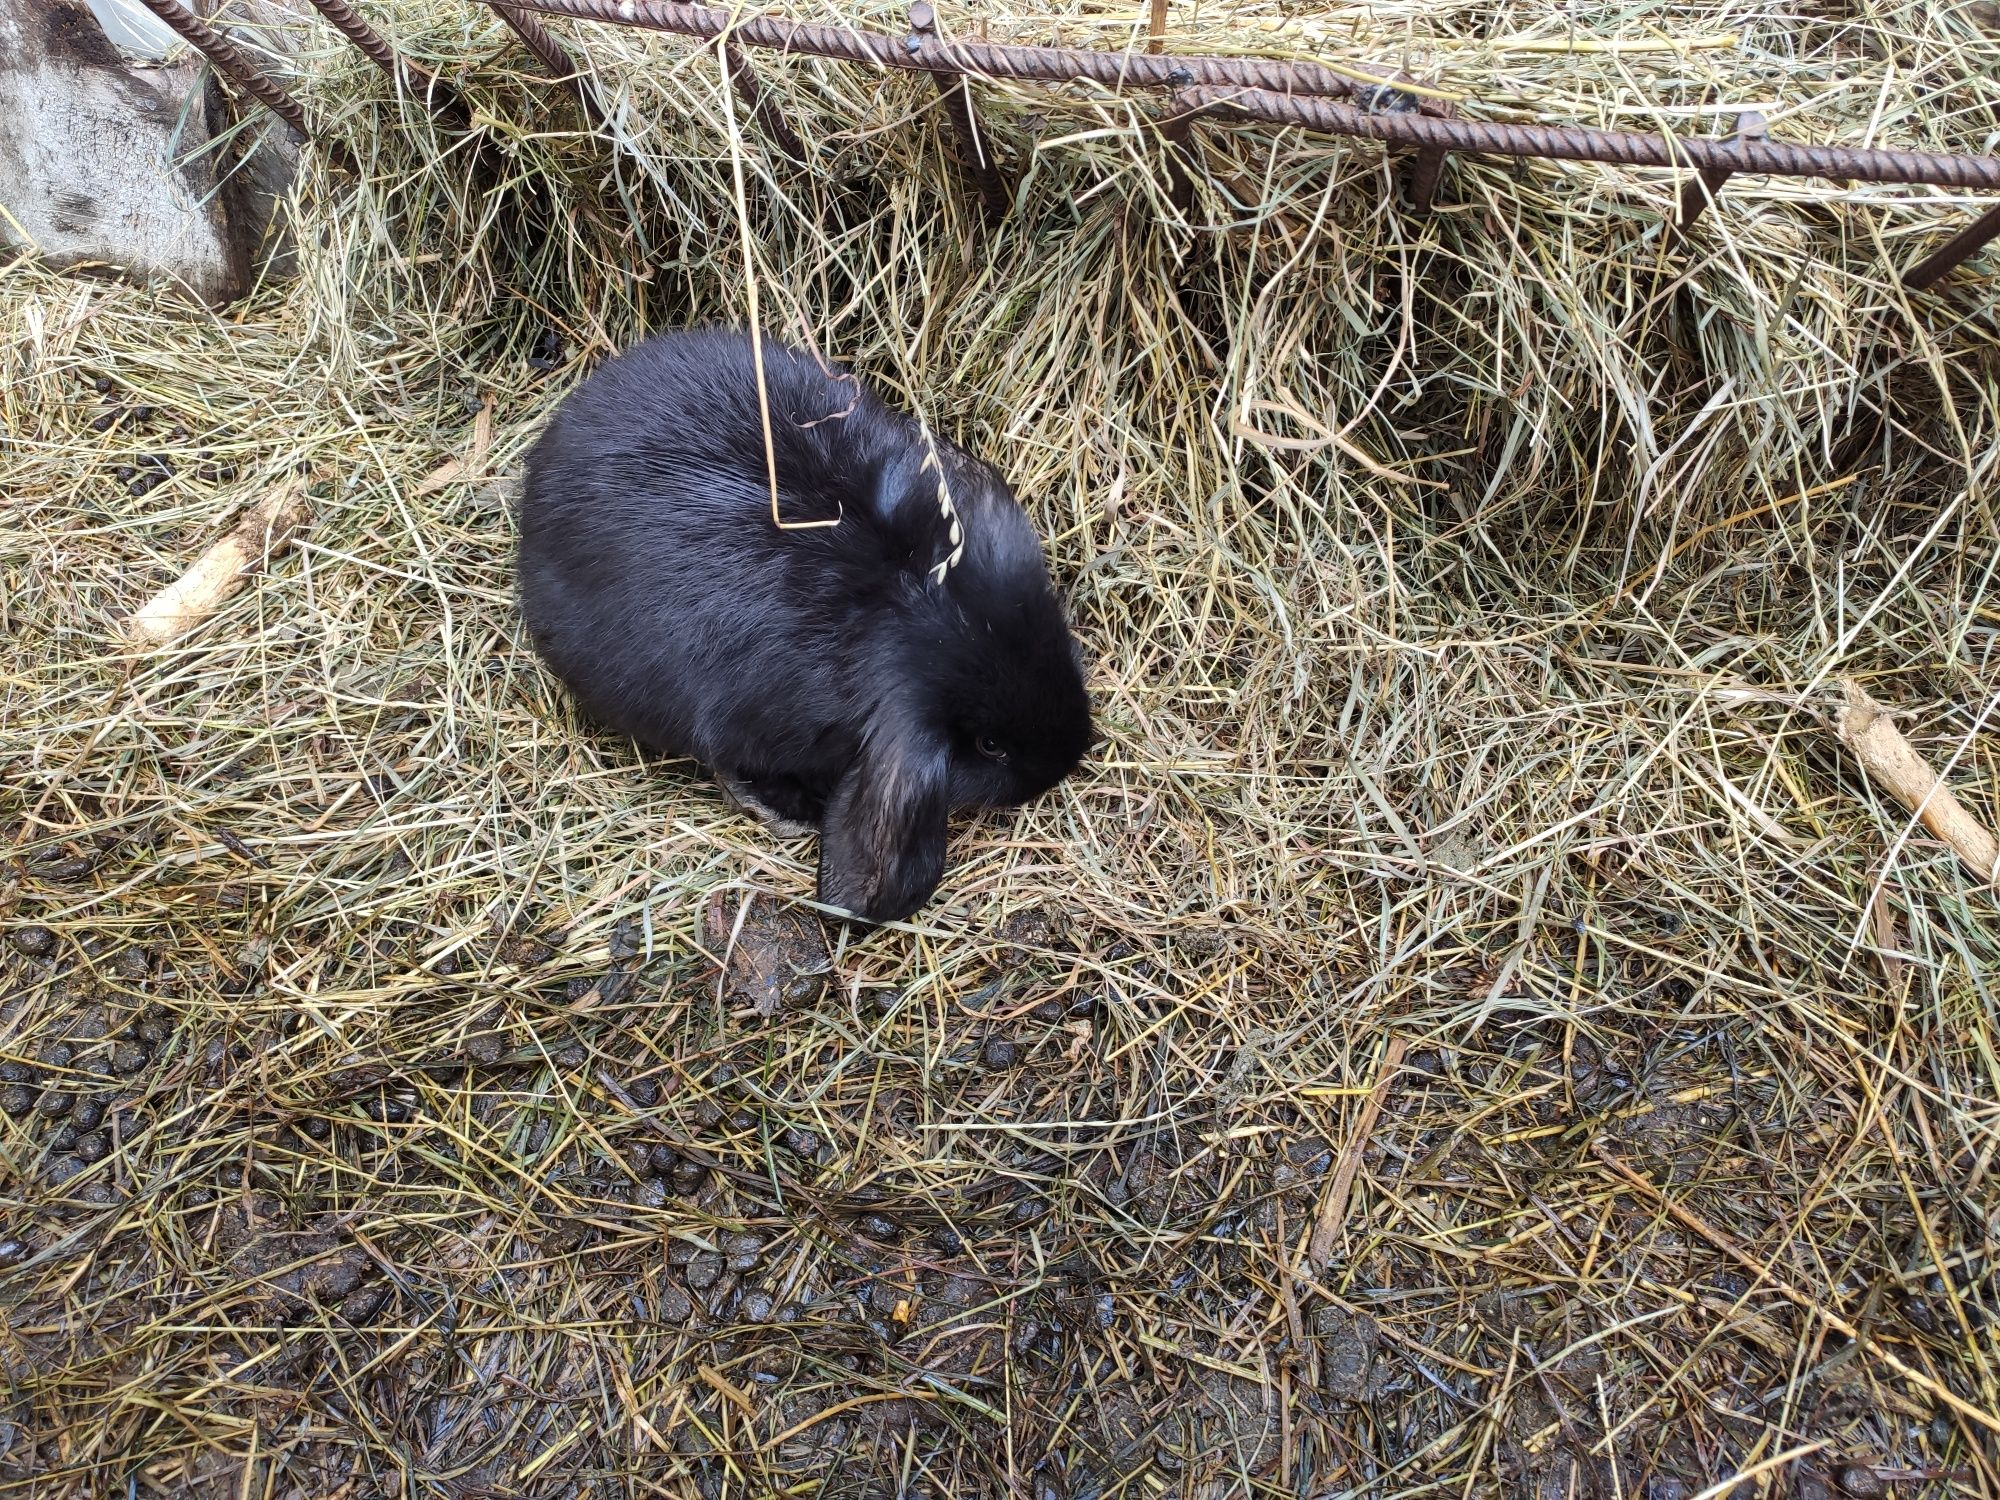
[0,878,1985,1498]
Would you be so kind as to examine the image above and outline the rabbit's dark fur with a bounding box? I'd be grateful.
[516,326,1092,924]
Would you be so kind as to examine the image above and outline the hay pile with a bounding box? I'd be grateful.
[4,0,1999,1494]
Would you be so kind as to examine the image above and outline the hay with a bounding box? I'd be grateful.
[3,0,1999,1493]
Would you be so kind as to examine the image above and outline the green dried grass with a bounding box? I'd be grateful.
[2,0,1999,1494]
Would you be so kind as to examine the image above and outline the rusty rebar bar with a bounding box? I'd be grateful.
[1404,146,1447,210]
[1903,201,2000,289]
[1672,111,1765,235]
[503,0,2000,275]
[723,39,809,162]
[490,0,607,129]
[508,0,2000,192]
[1178,85,2000,191]
[491,0,576,78]
[1154,103,1198,220]
[907,2,1008,221]
[304,0,466,125]
[134,0,356,171]
[509,0,1389,99]
[932,75,1010,220]
[1400,96,1452,211]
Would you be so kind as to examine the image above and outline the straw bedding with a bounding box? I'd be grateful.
[3,0,1999,1493]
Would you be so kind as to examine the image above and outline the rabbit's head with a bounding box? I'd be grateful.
[817,454,1092,924]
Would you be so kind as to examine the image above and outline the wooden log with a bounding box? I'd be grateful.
[1,0,303,305]
[1828,678,1999,884]
[124,480,312,646]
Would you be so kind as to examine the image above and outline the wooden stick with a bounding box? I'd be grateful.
[1307,1033,1406,1266]
[124,480,312,646]
[1827,678,1999,886]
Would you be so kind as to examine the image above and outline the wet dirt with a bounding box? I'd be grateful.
[0,903,1981,1500]
[703,891,831,1017]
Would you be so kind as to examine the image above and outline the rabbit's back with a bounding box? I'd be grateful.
[517,330,903,769]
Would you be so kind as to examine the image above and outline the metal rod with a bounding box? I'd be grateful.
[490,0,576,78]
[722,39,809,163]
[1155,102,1198,219]
[1177,85,2000,191]
[134,0,356,171]
[304,0,465,125]
[1405,146,1447,211]
[1675,163,1734,231]
[1903,201,2000,290]
[908,2,1009,223]
[504,0,2000,191]
[509,0,1395,101]
[935,75,1010,221]
[1364,86,1449,211]
[1673,111,1765,235]
[489,0,616,136]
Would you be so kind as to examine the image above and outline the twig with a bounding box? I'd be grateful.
[1825,679,2000,886]
[1307,1034,1406,1266]
[123,479,313,646]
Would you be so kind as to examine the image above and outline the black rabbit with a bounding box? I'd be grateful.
[516,326,1092,924]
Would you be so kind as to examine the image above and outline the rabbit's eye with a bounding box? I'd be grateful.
[976,736,1009,763]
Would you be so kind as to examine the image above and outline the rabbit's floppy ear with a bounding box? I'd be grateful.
[817,714,951,924]
[869,446,920,524]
